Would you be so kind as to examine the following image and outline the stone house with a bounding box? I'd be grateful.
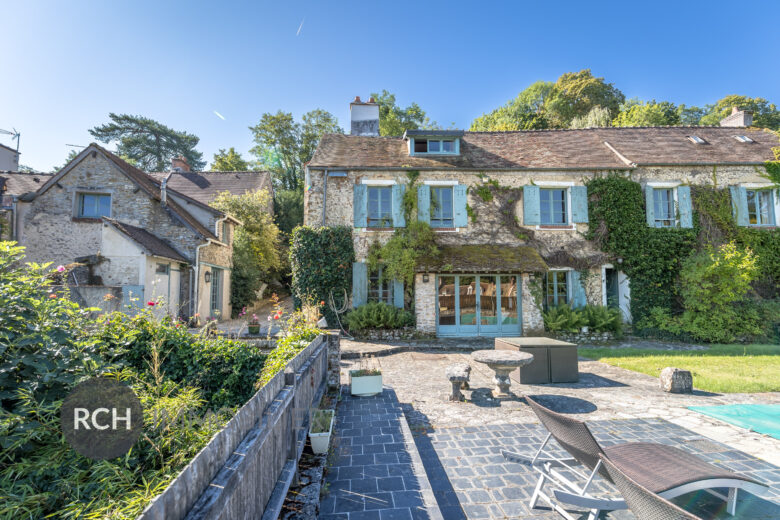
[0,142,20,171]
[7,143,272,322]
[305,97,779,337]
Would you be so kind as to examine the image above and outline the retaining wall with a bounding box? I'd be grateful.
[138,331,340,520]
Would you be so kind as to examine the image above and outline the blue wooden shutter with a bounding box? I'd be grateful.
[729,186,749,226]
[417,185,431,223]
[523,185,540,225]
[570,186,589,223]
[645,185,655,227]
[352,262,367,308]
[453,185,468,227]
[569,271,586,309]
[677,185,693,228]
[392,184,406,227]
[393,279,404,309]
[353,184,367,227]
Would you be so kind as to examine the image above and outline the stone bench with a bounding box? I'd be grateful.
[446,363,471,401]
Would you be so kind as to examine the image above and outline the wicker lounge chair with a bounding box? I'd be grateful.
[599,454,702,520]
[501,396,766,520]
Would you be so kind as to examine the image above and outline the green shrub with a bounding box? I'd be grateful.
[257,311,321,386]
[289,226,354,324]
[581,305,623,335]
[344,302,415,331]
[542,304,586,333]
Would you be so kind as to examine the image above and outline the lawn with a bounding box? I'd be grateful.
[578,344,780,393]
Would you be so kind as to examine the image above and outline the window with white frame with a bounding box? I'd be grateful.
[367,186,393,227]
[747,189,774,226]
[368,267,393,304]
[155,263,170,275]
[544,271,569,308]
[430,186,454,227]
[77,193,111,218]
[652,188,676,228]
[540,188,568,225]
[413,138,457,154]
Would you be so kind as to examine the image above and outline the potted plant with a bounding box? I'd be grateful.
[349,355,383,396]
[309,409,335,454]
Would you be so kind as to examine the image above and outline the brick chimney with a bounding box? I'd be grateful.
[720,106,753,127]
[350,96,380,136]
[171,156,191,172]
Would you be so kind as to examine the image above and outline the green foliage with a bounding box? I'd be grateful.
[273,188,304,236]
[210,147,250,171]
[289,226,354,324]
[344,302,415,331]
[370,90,437,136]
[585,175,697,323]
[368,220,438,288]
[699,95,780,130]
[53,149,79,172]
[257,315,320,386]
[676,104,708,125]
[542,304,621,334]
[470,81,553,131]
[542,304,586,332]
[89,113,205,170]
[310,409,334,434]
[612,99,681,127]
[569,105,613,129]
[211,190,281,313]
[249,109,342,191]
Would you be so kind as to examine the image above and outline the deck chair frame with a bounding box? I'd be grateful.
[502,399,767,520]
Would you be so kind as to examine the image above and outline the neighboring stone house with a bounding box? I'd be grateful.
[1,171,52,240]
[0,142,20,171]
[305,97,779,337]
[8,144,271,322]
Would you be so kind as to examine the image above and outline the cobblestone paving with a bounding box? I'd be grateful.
[418,419,780,519]
[319,388,441,520]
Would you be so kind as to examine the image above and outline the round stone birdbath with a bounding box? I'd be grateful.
[471,350,534,398]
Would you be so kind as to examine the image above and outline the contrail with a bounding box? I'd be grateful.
[296,18,304,36]
[213,110,226,120]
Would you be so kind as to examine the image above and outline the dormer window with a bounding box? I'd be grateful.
[405,129,463,156]
[687,135,707,145]
[734,135,754,143]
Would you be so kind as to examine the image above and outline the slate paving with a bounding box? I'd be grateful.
[416,418,780,519]
[319,387,441,520]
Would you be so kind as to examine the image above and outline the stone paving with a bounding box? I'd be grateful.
[319,388,442,520]
[420,419,780,519]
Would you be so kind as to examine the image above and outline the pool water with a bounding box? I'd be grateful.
[689,404,780,440]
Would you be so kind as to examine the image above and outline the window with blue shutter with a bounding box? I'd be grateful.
[353,185,367,227]
[540,188,568,225]
[569,270,587,308]
[746,189,775,226]
[645,185,655,227]
[453,185,468,228]
[393,279,404,309]
[523,185,541,226]
[417,185,431,223]
[570,186,589,223]
[430,186,453,227]
[367,186,393,227]
[677,185,693,228]
[543,271,569,308]
[391,184,406,227]
[730,186,749,226]
[352,262,367,308]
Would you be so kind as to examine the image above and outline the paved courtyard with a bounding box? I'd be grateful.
[317,339,780,519]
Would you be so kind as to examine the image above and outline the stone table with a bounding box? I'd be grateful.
[470,350,534,398]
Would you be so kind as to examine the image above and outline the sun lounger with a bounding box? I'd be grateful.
[501,396,767,520]
[599,453,702,520]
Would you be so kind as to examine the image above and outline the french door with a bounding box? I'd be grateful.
[436,274,522,336]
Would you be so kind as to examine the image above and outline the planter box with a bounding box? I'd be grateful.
[349,372,383,397]
[309,410,335,454]
[248,325,260,335]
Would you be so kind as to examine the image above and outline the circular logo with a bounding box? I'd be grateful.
[61,377,143,460]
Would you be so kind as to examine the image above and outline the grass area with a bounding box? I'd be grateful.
[579,344,780,393]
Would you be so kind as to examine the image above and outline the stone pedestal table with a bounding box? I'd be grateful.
[471,350,534,398]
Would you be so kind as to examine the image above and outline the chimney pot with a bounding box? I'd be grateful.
[368,97,376,103]
[353,96,362,103]
[732,106,740,114]
[720,107,753,127]
[350,95,380,136]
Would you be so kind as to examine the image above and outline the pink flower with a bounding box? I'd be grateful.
[147,301,156,306]
[56,265,65,272]
[267,315,272,321]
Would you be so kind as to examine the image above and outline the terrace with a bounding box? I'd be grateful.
[315,338,780,520]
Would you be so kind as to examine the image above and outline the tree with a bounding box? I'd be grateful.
[210,147,249,171]
[676,104,707,126]
[544,69,625,127]
[53,149,80,172]
[210,189,281,313]
[89,113,205,171]
[699,95,780,129]
[612,99,681,127]
[273,189,303,236]
[570,106,613,128]
[249,109,342,191]
[470,81,553,131]
[370,90,436,136]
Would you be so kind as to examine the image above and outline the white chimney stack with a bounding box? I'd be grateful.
[350,96,380,136]
[720,106,753,127]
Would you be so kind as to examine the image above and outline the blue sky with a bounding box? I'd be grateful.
[1,0,779,171]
